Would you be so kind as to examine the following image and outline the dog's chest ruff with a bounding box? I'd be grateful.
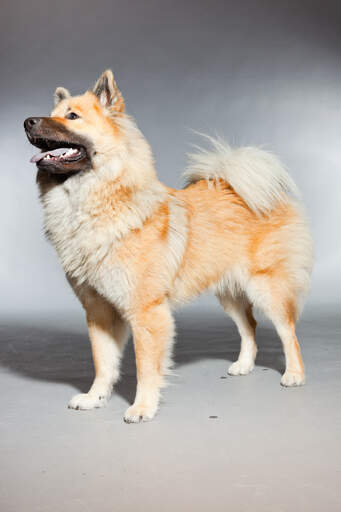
[42,180,117,283]
[40,175,170,307]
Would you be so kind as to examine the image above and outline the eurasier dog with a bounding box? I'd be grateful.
[24,70,313,422]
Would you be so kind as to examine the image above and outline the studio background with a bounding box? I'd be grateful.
[1,2,340,512]
[1,0,341,316]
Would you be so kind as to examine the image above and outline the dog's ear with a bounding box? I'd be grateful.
[54,87,71,106]
[93,69,125,112]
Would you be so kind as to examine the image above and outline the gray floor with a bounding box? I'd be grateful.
[0,305,340,511]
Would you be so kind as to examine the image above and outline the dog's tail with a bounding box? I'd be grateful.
[184,135,299,215]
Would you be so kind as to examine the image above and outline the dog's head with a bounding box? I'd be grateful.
[24,70,125,176]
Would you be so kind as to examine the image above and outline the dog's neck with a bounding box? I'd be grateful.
[37,142,166,245]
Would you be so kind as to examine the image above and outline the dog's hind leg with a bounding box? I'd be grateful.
[68,286,129,410]
[275,318,305,386]
[217,291,257,376]
[264,303,305,387]
[124,300,175,423]
[248,276,305,386]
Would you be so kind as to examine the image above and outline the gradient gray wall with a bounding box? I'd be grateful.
[1,0,340,315]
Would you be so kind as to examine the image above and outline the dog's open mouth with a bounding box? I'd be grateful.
[30,138,86,165]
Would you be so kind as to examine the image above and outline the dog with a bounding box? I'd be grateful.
[24,70,313,422]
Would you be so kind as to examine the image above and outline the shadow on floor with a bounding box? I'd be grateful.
[0,313,285,405]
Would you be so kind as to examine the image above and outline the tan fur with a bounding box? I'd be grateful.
[34,70,313,421]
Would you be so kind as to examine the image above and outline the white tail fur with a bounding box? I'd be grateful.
[184,136,300,215]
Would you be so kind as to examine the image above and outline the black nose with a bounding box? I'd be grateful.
[24,117,41,132]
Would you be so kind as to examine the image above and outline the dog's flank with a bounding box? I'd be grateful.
[24,69,313,422]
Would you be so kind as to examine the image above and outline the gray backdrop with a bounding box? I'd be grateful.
[1,0,340,314]
[1,3,341,511]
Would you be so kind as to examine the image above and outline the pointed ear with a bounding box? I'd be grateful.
[54,86,71,106]
[93,69,125,112]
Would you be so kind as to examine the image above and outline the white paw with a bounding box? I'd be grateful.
[280,371,305,387]
[123,403,158,423]
[228,360,255,376]
[68,392,108,410]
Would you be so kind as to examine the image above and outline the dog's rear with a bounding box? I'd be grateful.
[172,137,313,384]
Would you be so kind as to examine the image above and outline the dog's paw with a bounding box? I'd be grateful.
[68,392,108,410]
[123,403,157,424]
[228,360,255,376]
[280,371,305,387]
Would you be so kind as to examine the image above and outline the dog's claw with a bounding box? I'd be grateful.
[123,404,157,423]
[68,392,109,410]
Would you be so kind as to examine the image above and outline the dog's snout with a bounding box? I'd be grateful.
[24,117,41,132]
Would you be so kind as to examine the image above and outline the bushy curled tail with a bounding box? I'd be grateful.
[184,135,300,215]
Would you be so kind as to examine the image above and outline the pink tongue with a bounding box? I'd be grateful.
[30,147,70,163]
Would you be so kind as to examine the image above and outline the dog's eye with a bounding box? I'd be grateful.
[65,112,80,120]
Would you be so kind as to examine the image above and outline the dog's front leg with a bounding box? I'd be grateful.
[124,300,174,423]
[68,293,129,411]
